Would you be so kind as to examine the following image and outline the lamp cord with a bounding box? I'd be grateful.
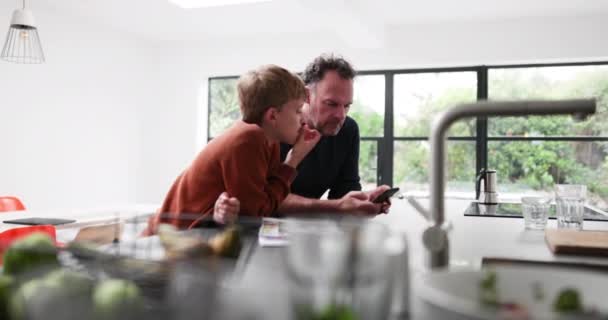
[22,0,26,10]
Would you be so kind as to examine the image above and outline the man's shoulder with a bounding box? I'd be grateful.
[343,116,359,129]
[338,116,359,138]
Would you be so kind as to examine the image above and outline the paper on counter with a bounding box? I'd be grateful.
[258,218,288,247]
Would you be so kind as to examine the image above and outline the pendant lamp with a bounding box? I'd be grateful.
[1,0,44,64]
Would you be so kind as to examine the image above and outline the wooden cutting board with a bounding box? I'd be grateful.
[545,228,608,256]
[73,223,122,245]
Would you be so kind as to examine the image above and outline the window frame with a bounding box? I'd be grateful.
[207,61,608,197]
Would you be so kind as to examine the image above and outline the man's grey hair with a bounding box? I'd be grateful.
[301,53,356,86]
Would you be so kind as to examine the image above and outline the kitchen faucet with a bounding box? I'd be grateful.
[408,99,596,269]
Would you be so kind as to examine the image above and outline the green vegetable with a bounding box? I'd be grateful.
[316,304,357,320]
[93,279,143,320]
[477,271,590,315]
[553,288,582,313]
[480,270,497,290]
[9,277,44,320]
[9,270,94,320]
[0,275,14,320]
[479,270,499,306]
[295,304,357,320]
[3,233,59,276]
[44,268,94,297]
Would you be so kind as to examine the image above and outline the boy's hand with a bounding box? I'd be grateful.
[284,124,321,168]
[213,192,240,225]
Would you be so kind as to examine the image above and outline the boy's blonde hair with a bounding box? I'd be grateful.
[237,64,306,124]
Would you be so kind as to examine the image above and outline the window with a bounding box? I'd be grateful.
[394,141,476,195]
[489,65,608,137]
[394,72,477,137]
[208,78,239,138]
[207,62,608,212]
[351,75,385,137]
[488,65,608,210]
[393,71,477,198]
[488,141,607,200]
[350,75,385,189]
[359,140,378,187]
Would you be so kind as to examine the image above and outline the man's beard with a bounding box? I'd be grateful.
[319,120,343,136]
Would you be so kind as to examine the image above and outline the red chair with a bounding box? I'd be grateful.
[0,196,26,212]
[0,225,57,264]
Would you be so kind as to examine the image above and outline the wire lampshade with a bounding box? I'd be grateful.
[1,0,44,64]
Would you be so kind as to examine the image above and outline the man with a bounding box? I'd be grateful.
[279,54,391,215]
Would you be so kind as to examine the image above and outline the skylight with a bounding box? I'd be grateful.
[168,0,273,9]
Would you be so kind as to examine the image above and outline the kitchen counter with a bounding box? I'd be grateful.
[380,198,608,269]
[213,198,608,320]
[9,199,606,268]
[0,204,158,243]
[4,199,608,319]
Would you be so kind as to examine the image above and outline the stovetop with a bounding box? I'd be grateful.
[464,202,608,222]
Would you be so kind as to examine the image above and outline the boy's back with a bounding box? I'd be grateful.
[144,64,320,235]
[150,120,296,230]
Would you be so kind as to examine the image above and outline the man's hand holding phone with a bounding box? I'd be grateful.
[367,185,398,214]
[372,187,400,203]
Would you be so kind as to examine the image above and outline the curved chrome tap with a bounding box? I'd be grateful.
[408,99,596,269]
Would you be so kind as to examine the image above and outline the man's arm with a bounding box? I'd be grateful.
[277,193,341,214]
[277,192,381,215]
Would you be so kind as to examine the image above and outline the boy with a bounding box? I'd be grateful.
[144,65,320,234]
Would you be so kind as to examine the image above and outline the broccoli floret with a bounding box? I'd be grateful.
[553,288,582,313]
[317,304,357,320]
[295,304,358,320]
[479,270,499,307]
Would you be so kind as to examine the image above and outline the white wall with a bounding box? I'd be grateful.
[135,48,213,204]
[0,2,156,210]
[2,3,608,210]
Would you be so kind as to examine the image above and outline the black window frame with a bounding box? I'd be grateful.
[207,61,608,195]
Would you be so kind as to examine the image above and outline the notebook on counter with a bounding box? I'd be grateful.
[258,218,288,247]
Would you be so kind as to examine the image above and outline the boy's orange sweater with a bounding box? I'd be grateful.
[143,121,296,235]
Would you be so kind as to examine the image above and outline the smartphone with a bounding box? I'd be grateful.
[373,187,400,203]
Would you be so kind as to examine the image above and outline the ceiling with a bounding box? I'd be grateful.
[35,0,608,44]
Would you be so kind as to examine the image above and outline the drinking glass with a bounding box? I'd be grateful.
[283,218,400,320]
[521,197,550,230]
[555,184,587,230]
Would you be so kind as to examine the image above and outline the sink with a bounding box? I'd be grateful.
[464,202,608,222]
[418,265,608,319]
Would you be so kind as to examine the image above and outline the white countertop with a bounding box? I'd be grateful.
[0,203,158,242]
[374,198,608,270]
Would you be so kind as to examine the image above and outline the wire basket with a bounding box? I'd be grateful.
[2,211,257,320]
